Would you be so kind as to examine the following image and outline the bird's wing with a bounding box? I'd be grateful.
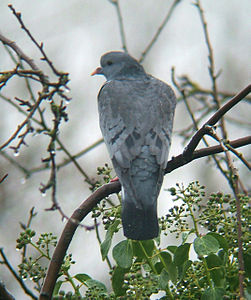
[98,77,176,169]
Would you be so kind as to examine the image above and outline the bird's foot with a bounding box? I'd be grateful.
[110,176,119,182]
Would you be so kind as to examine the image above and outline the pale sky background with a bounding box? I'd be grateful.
[0,0,250,298]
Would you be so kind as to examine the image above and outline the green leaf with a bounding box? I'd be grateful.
[160,251,172,265]
[159,252,177,283]
[112,266,128,296]
[174,243,191,266]
[113,240,133,269]
[194,235,220,257]
[244,251,251,278]
[167,246,177,254]
[85,279,107,292]
[201,287,225,300]
[132,240,154,260]
[207,232,228,252]
[53,280,63,296]
[178,259,192,280]
[166,261,177,284]
[74,273,92,283]
[206,254,225,287]
[101,219,120,260]
[158,268,169,290]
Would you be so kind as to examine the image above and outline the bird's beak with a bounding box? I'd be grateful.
[91,67,103,76]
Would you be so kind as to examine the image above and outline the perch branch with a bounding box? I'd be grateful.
[39,134,250,299]
[39,181,121,300]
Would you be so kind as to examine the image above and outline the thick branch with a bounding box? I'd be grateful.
[0,282,15,300]
[39,181,121,300]
[39,135,250,299]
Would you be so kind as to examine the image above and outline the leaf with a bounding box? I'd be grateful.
[167,246,177,254]
[101,219,120,260]
[158,268,169,290]
[112,266,128,296]
[53,280,63,296]
[178,259,192,280]
[166,261,177,284]
[85,279,107,292]
[113,240,133,269]
[206,254,225,287]
[132,240,154,260]
[194,235,220,257]
[244,251,251,278]
[173,243,191,266]
[201,287,225,300]
[207,232,228,252]
[159,252,177,283]
[74,273,91,283]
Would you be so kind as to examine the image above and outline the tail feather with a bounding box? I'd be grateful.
[122,191,159,240]
[112,145,164,240]
[120,170,163,240]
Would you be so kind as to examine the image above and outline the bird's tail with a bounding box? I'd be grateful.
[121,172,163,240]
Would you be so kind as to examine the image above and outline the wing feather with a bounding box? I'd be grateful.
[98,76,176,169]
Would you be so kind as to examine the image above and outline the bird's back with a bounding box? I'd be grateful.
[98,73,176,240]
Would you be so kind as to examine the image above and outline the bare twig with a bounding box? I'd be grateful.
[224,143,251,170]
[109,0,128,52]
[0,174,8,183]
[183,84,251,159]
[0,90,46,150]
[139,0,181,62]
[8,4,61,76]
[28,138,104,174]
[0,33,41,72]
[165,136,251,174]
[0,248,37,300]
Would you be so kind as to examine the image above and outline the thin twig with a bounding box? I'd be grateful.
[0,87,49,150]
[183,84,251,159]
[8,4,61,76]
[0,174,8,183]
[224,143,251,170]
[0,248,37,300]
[0,33,40,72]
[172,67,233,179]
[165,136,251,174]
[29,138,104,175]
[109,0,128,52]
[139,0,181,63]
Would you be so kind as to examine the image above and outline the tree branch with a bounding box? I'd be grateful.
[39,181,121,300]
[183,84,251,159]
[139,0,181,62]
[39,133,250,299]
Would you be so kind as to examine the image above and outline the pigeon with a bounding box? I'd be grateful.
[92,51,176,240]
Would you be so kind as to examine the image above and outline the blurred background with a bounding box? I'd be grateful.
[0,0,250,297]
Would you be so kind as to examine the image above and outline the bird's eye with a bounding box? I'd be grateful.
[107,60,113,66]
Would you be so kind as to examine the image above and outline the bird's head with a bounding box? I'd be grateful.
[91,51,145,80]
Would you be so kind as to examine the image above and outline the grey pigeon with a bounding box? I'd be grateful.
[92,51,176,240]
